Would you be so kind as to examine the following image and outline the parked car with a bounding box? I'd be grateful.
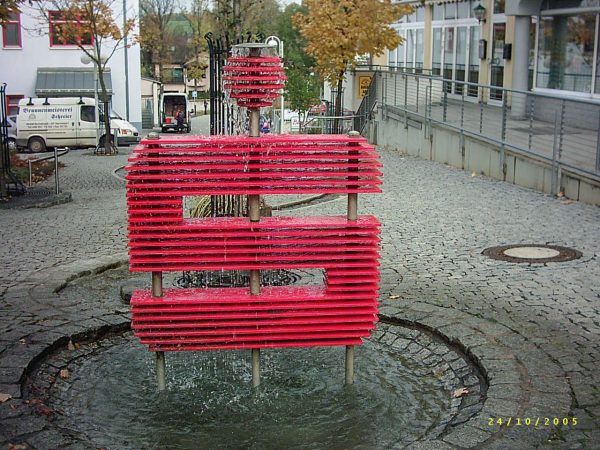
[1,115,17,151]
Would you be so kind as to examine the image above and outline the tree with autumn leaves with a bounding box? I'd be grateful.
[35,0,135,154]
[293,0,411,132]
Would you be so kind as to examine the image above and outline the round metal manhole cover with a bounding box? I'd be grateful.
[482,244,582,263]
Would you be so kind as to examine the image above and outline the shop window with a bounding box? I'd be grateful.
[537,13,596,93]
[49,11,93,47]
[2,12,21,48]
[458,1,472,19]
[445,3,457,20]
[433,4,444,20]
[6,95,23,115]
[432,28,442,75]
[415,29,424,72]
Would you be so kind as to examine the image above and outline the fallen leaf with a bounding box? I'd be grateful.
[0,392,12,402]
[67,340,76,351]
[471,171,477,177]
[59,369,70,379]
[557,191,565,198]
[561,199,573,205]
[36,403,54,417]
[388,294,402,300]
[453,387,469,398]
[8,444,28,450]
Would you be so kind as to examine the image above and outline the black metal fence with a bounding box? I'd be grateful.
[0,83,25,198]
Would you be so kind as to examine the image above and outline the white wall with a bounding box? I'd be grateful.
[0,1,142,129]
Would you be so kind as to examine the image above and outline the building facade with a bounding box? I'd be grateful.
[0,1,142,130]
[331,0,600,113]
[387,0,600,102]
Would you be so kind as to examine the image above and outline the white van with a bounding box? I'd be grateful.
[16,97,139,152]
[161,92,190,133]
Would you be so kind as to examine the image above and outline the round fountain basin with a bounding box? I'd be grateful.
[37,322,479,449]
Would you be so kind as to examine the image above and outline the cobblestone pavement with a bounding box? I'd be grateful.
[0,143,599,449]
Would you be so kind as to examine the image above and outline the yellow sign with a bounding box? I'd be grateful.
[358,76,373,98]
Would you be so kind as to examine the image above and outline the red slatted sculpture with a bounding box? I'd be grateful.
[126,44,382,389]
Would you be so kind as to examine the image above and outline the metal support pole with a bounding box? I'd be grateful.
[151,270,165,390]
[552,112,560,196]
[345,345,354,385]
[252,348,260,388]
[500,94,508,179]
[54,147,59,194]
[156,351,166,391]
[596,110,600,173]
[152,271,163,297]
[443,81,448,122]
[346,131,359,385]
[248,71,262,384]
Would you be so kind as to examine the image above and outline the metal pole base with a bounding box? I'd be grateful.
[156,351,166,391]
[345,345,354,385]
[252,348,260,388]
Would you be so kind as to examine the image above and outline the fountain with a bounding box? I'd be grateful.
[125,43,383,389]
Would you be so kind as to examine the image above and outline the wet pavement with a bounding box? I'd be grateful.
[0,133,599,448]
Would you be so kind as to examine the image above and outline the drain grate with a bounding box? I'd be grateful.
[482,244,582,263]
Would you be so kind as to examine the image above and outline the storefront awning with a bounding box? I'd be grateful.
[35,67,112,97]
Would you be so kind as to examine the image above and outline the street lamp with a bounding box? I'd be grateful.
[473,3,487,23]
[265,35,284,134]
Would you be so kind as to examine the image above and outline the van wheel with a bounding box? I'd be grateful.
[28,137,46,153]
[161,127,167,133]
[7,138,17,152]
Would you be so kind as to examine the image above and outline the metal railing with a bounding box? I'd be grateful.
[354,74,379,134]
[363,69,600,181]
[27,148,69,194]
[302,115,358,134]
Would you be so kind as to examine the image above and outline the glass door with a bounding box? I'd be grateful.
[490,22,506,101]
[468,26,480,97]
[455,26,468,95]
[443,27,455,92]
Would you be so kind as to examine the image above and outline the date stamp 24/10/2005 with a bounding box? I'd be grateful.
[488,417,577,427]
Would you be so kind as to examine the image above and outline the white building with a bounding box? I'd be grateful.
[0,1,142,130]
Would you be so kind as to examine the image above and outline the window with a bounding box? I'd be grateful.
[536,13,596,93]
[161,68,185,84]
[494,0,505,14]
[6,95,24,115]
[2,12,21,48]
[49,11,93,47]
[81,105,96,122]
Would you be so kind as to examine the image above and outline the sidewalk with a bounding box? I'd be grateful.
[0,144,599,448]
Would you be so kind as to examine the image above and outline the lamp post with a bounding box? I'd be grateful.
[266,35,284,134]
[80,54,99,147]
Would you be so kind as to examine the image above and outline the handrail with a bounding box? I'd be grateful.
[28,148,69,194]
[371,68,600,179]
[373,67,600,107]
